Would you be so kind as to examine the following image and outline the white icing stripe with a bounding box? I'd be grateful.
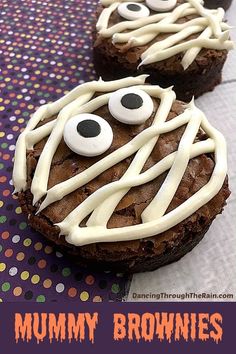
[96,2,119,31]
[99,12,171,37]
[140,35,232,67]
[87,88,176,227]
[112,17,213,44]
[108,2,193,39]
[141,24,206,53]
[13,77,227,246]
[13,133,28,192]
[13,105,53,192]
[26,120,56,150]
[181,21,214,70]
[188,0,221,36]
[97,0,234,69]
[30,92,95,205]
[181,8,229,69]
[142,101,202,221]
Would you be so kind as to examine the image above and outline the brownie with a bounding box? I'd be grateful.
[204,0,232,10]
[93,0,232,101]
[14,80,230,273]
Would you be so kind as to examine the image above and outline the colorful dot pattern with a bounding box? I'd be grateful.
[0,0,130,302]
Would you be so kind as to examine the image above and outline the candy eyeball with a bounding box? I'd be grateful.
[108,88,154,125]
[63,113,113,157]
[146,0,177,12]
[118,2,150,21]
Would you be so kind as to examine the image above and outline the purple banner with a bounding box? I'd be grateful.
[0,302,235,353]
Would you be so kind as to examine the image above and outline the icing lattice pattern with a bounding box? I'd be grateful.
[13,76,227,246]
[97,0,234,69]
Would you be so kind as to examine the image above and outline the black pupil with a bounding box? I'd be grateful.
[127,4,141,11]
[77,119,101,138]
[121,93,143,110]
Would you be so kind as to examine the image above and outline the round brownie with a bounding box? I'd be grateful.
[13,78,230,273]
[204,0,232,10]
[93,0,233,101]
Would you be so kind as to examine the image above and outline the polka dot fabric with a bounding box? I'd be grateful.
[0,0,129,302]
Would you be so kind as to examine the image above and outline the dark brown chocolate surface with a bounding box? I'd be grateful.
[18,96,230,273]
[204,0,232,10]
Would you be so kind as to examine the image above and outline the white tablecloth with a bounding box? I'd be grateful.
[127,1,236,302]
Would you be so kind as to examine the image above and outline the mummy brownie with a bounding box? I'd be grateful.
[13,76,230,273]
[93,0,234,101]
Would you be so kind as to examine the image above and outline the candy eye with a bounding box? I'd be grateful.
[118,2,150,21]
[146,0,177,12]
[108,88,154,125]
[63,114,113,157]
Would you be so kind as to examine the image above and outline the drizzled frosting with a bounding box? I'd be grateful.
[96,0,234,69]
[13,76,227,246]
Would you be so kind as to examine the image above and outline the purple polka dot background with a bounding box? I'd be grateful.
[0,0,130,302]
